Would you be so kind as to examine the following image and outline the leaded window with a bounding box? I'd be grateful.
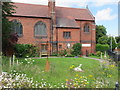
[34,21,47,38]
[11,19,23,36]
[84,24,90,32]
[41,44,48,52]
[63,32,71,39]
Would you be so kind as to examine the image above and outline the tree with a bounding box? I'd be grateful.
[98,35,108,44]
[107,37,117,50]
[72,43,82,56]
[96,44,110,52]
[2,2,18,56]
[96,25,107,43]
[115,36,120,43]
[117,42,120,49]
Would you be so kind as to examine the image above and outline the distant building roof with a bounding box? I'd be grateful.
[12,3,95,28]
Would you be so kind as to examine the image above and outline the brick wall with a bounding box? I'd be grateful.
[8,16,96,55]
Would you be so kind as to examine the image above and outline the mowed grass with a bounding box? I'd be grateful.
[3,57,118,87]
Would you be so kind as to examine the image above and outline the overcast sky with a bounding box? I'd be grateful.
[12,0,119,36]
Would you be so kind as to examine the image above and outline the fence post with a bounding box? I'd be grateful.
[17,60,18,65]
[9,57,11,67]
[13,54,15,65]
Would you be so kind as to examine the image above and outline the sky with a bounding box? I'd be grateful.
[12,0,119,36]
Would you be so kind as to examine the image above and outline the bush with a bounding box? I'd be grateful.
[58,49,67,56]
[71,43,82,56]
[89,53,95,56]
[96,51,101,57]
[51,53,58,56]
[14,44,39,58]
[96,44,110,52]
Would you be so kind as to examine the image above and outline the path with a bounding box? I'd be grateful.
[83,56,110,65]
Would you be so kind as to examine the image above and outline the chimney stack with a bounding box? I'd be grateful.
[48,0,57,54]
[48,0,55,17]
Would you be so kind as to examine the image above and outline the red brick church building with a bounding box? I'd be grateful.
[8,0,96,55]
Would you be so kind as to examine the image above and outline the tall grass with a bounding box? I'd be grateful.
[2,57,118,88]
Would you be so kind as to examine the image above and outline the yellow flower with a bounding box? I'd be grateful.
[80,76,82,78]
[76,74,79,77]
[78,80,80,82]
[107,74,112,78]
[89,75,93,78]
[110,65,115,68]
[72,65,75,68]
[66,79,68,81]
[75,78,79,81]
[74,83,78,86]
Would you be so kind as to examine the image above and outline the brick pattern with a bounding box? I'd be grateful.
[8,1,96,55]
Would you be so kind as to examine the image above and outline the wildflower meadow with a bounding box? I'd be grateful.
[2,56,118,88]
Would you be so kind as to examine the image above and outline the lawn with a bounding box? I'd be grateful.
[89,56,100,59]
[2,57,118,88]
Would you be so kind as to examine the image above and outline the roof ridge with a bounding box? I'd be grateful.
[13,2,48,7]
[12,2,95,21]
[56,6,87,10]
[14,2,87,10]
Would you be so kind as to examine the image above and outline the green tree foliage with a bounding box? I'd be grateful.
[72,43,81,56]
[115,36,120,43]
[98,36,108,44]
[96,25,107,43]
[96,44,110,52]
[107,37,117,50]
[2,2,17,55]
[117,42,120,49]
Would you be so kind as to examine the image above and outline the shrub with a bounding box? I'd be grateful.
[71,43,82,56]
[58,49,67,56]
[89,53,95,56]
[14,44,39,58]
[96,44,110,52]
[66,49,73,55]
[96,51,101,57]
[51,53,58,56]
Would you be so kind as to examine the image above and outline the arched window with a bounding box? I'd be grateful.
[84,24,90,32]
[34,21,47,38]
[11,19,23,36]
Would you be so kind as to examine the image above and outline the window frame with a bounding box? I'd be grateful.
[41,44,48,52]
[63,31,71,39]
[84,24,90,33]
[11,19,23,37]
[34,21,47,38]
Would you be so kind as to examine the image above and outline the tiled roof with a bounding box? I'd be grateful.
[12,3,49,17]
[56,7,94,21]
[12,3,95,28]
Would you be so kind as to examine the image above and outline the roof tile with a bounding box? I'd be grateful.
[12,3,95,28]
